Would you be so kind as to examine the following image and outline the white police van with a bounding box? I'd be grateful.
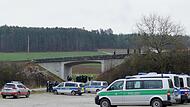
[128,72,183,103]
[95,78,176,107]
[53,81,85,95]
[178,74,190,102]
[85,81,108,93]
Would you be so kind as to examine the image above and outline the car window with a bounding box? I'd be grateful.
[91,82,101,86]
[17,85,25,88]
[179,78,184,88]
[187,77,190,87]
[168,79,174,88]
[58,83,64,87]
[126,81,142,89]
[143,80,162,89]
[174,76,180,87]
[4,84,15,88]
[108,81,124,90]
[65,83,77,87]
[79,84,84,87]
[103,82,108,86]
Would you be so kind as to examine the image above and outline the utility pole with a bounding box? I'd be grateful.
[27,35,30,53]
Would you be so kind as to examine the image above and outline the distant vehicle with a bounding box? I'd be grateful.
[85,81,108,93]
[95,78,176,107]
[53,81,85,95]
[1,82,30,99]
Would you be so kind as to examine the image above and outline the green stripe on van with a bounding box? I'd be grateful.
[99,89,169,96]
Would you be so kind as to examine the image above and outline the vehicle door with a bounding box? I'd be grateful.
[65,83,77,93]
[56,83,65,93]
[106,80,124,105]
[17,85,26,95]
[124,80,142,105]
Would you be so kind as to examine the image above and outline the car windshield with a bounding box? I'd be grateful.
[174,76,180,88]
[4,84,15,88]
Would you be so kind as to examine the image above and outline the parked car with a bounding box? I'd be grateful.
[1,82,30,99]
[53,81,85,95]
[127,72,185,104]
[178,74,190,103]
[85,81,108,93]
[95,78,176,107]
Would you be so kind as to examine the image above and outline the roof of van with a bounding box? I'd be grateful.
[117,78,169,81]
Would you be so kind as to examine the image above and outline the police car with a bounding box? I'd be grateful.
[128,72,185,104]
[85,81,108,93]
[178,74,190,103]
[1,81,30,99]
[53,81,85,95]
[95,78,176,107]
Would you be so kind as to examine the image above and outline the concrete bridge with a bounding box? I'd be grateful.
[34,54,129,80]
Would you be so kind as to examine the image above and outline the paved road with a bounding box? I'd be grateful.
[0,93,190,107]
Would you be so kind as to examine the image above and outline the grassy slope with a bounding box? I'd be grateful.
[0,51,106,61]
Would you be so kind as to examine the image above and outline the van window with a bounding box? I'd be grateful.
[108,81,124,90]
[168,79,174,88]
[174,76,180,87]
[187,78,190,87]
[143,80,162,89]
[179,78,184,88]
[126,81,142,89]
[65,83,77,87]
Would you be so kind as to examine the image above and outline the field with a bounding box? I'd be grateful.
[0,51,106,61]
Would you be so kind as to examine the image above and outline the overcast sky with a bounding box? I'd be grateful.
[0,0,190,34]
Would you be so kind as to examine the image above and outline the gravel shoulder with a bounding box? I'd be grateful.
[0,93,189,107]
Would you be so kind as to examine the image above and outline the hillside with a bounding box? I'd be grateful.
[0,62,63,88]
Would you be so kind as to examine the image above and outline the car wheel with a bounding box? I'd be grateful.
[2,95,6,99]
[100,99,111,107]
[151,99,163,107]
[54,90,59,95]
[180,99,185,104]
[13,95,19,99]
[26,91,30,98]
[71,91,76,96]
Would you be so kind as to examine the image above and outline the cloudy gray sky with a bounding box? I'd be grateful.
[0,0,190,34]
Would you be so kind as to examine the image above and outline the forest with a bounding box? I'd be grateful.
[0,25,141,52]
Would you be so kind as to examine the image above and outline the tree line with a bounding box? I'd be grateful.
[0,25,142,52]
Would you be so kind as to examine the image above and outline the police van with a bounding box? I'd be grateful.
[178,74,190,103]
[128,72,184,103]
[53,81,85,95]
[85,81,108,93]
[95,78,176,107]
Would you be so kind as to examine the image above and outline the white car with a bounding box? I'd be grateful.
[1,82,30,99]
[53,81,85,95]
[85,81,108,93]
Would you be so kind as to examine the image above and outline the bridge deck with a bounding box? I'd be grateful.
[33,54,129,63]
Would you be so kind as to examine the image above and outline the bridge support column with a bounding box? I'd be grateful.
[101,59,124,72]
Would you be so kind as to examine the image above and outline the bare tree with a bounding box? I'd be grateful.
[136,14,185,54]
